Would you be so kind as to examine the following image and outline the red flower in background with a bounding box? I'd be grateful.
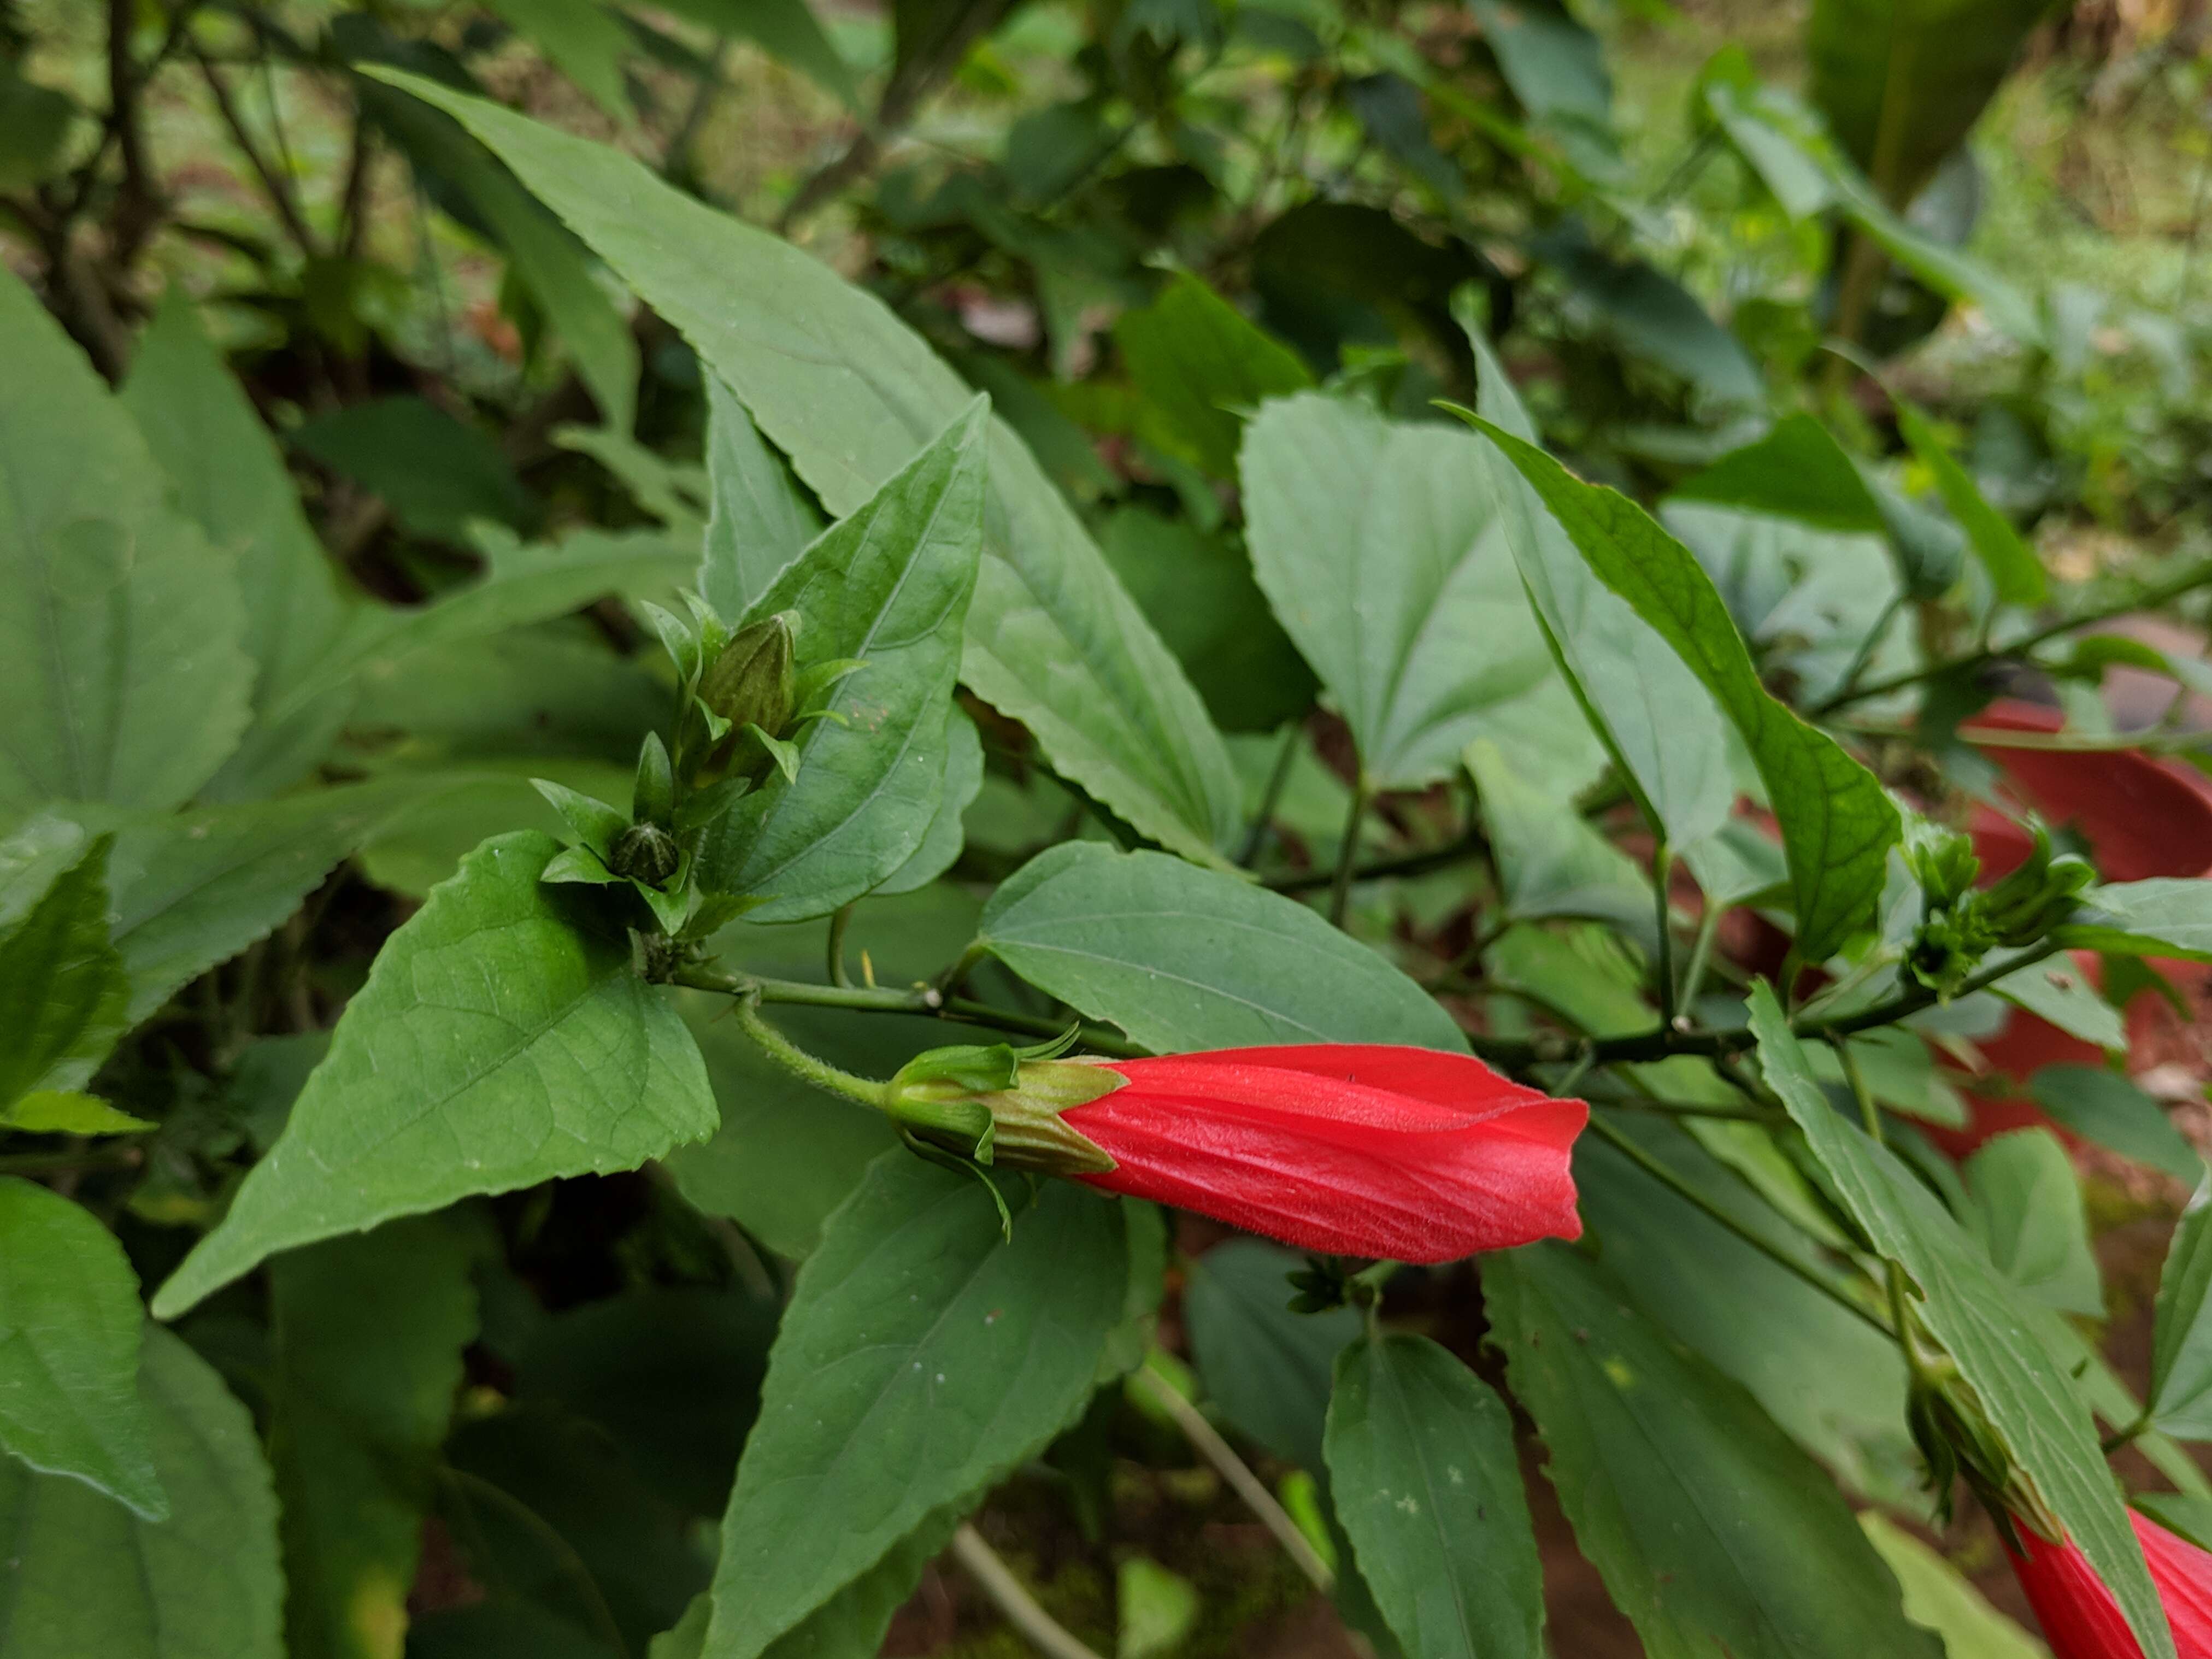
[1060,1044,1586,1263]
[2009,1510,2212,1657]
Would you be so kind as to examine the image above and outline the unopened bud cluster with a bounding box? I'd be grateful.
[1904,821,2092,996]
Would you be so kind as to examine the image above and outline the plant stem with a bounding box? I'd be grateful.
[1652,843,1678,1030]
[1676,901,1724,1015]
[0,1148,144,1177]
[1327,780,1370,928]
[725,993,886,1110]
[950,1526,1105,1659]
[1815,561,2212,715]
[1238,723,1301,867]
[1127,1367,1334,1592]
[673,967,1148,1058]
[1585,1114,1894,1338]
[1270,829,1485,895]
[826,903,854,988]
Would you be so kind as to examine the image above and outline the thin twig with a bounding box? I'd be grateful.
[951,1526,1105,1659]
[193,45,318,259]
[1126,1367,1334,1592]
[1326,781,1370,928]
[1270,829,1486,894]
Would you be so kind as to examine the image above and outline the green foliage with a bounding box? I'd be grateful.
[1324,1332,1543,1659]
[0,1177,162,1516]
[0,1326,285,1658]
[703,1158,1136,1658]
[153,832,715,1317]
[977,842,1465,1050]
[0,3,2203,1652]
[1486,1241,1944,1659]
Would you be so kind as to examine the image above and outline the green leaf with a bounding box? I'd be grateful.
[0,269,252,816]
[1858,1513,2053,1659]
[1964,1129,2103,1316]
[1467,0,1611,130]
[1989,953,2125,1052]
[0,1091,151,1133]
[151,831,716,1317]
[696,401,986,920]
[1699,75,2043,345]
[0,1178,163,1517]
[1461,423,1735,851]
[699,374,821,622]
[2029,1064,2202,1186]
[1748,982,2170,1659]
[369,71,1244,868]
[1467,738,1652,945]
[97,779,443,1025]
[1485,1240,1945,1659]
[1098,505,1316,736]
[0,57,72,190]
[1243,394,1555,790]
[650,0,861,109]
[1472,418,1901,961]
[875,710,984,898]
[1895,404,2045,605]
[978,842,1467,1052]
[352,74,638,432]
[2056,880,2212,961]
[1185,1240,1360,1480]
[121,290,356,800]
[2150,1183,2212,1439]
[702,1156,1133,1658]
[1808,0,2054,207]
[1324,1333,1543,1659]
[1118,1556,1199,1659]
[1576,1115,1920,1505]
[1668,414,1887,533]
[293,397,536,544]
[270,1217,481,1659]
[0,835,127,1104]
[1114,274,1313,479]
[480,0,632,119]
[0,1324,283,1658]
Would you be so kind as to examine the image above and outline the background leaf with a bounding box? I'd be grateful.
[1242,393,1554,789]
[383,73,1246,868]
[978,842,1468,1051]
[1749,983,2171,1659]
[0,269,252,816]
[1486,1240,1944,1659]
[1185,1239,1360,1480]
[0,1325,284,1659]
[1324,1332,1543,1659]
[1476,420,1900,960]
[1114,273,1313,478]
[270,1216,481,1659]
[703,1157,1133,1659]
[0,1177,163,1518]
[698,374,820,622]
[121,290,355,800]
[0,834,127,1104]
[152,831,716,1317]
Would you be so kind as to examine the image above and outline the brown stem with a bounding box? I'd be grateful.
[195,46,319,259]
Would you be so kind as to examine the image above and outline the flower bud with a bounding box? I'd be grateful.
[699,612,797,741]
[884,1040,1122,1176]
[607,822,681,887]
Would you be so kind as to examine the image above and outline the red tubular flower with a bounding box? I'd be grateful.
[2008,1511,2212,1657]
[1057,1044,1586,1263]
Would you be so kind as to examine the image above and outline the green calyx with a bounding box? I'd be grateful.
[884,1036,1123,1178]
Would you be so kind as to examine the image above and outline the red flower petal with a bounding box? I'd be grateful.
[1062,1045,1585,1263]
[2009,1511,2212,1658]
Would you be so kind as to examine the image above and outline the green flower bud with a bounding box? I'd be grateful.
[699,612,797,741]
[607,822,681,887]
[885,1038,1121,1176]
